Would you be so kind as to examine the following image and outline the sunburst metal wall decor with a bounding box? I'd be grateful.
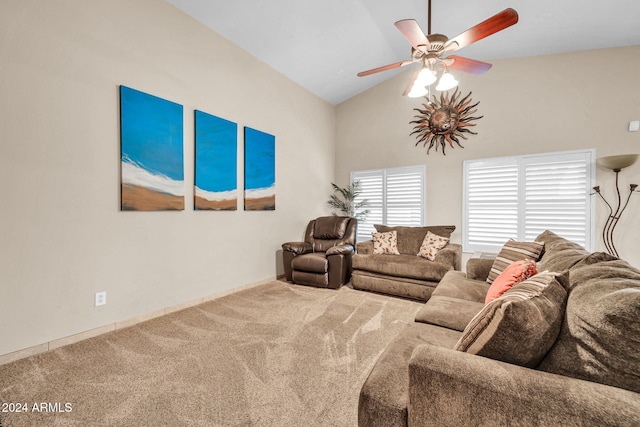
[410,88,482,155]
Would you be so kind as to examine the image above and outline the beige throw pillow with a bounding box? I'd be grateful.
[417,231,449,261]
[455,271,569,368]
[372,230,400,255]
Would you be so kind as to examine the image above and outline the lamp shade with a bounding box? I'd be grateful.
[597,154,639,170]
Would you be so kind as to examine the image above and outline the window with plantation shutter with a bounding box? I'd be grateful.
[463,149,594,253]
[351,166,425,242]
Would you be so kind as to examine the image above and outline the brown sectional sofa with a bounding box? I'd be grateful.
[352,225,461,301]
[359,230,640,426]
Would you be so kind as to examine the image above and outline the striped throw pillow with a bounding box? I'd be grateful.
[486,240,544,284]
[455,271,569,368]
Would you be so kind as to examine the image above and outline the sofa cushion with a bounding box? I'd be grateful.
[351,271,436,302]
[352,254,452,282]
[313,216,349,239]
[414,271,489,331]
[372,231,400,255]
[486,240,544,284]
[431,271,490,303]
[535,229,590,272]
[374,225,455,255]
[455,271,569,368]
[485,259,537,304]
[538,258,640,393]
[415,296,484,332]
[417,231,449,261]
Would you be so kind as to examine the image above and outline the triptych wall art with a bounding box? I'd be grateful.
[119,85,275,212]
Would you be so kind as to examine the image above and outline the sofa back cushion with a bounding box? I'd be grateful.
[455,271,569,368]
[538,257,640,393]
[374,225,455,255]
[535,229,590,272]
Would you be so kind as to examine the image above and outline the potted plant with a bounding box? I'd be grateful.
[327,181,369,220]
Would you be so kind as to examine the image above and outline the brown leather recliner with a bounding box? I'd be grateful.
[282,216,357,289]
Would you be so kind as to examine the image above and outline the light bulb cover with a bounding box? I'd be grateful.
[436,72,458,91]
[407,84,428,98]
[416,68,437,86]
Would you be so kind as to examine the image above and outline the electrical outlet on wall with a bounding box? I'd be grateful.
[95,291,106,307]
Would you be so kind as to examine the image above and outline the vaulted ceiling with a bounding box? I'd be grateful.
[167,0,640,105]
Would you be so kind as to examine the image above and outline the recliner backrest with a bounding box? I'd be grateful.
[304,216,357,252]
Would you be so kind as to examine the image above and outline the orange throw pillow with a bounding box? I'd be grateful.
[484,259,537,304]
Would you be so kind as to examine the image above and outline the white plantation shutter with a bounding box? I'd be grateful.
[523,152,592,247]
[351,166,425,242]
[352,170,383,243]
[464,159,519,251]
[463,150,594,253]
[386,169,424,226]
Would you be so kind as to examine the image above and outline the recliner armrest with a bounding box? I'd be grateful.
[282,241,313,255]
[326,244,354,256]
[408,344,640,427]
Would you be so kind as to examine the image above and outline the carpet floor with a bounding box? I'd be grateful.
[0,281,422,426]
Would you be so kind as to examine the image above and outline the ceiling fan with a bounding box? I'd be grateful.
[357,1,519,97]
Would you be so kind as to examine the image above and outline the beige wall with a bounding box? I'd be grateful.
[0,0,335,356]
[337,46,640,267]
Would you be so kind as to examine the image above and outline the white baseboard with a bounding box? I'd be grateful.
[0,278,275,366]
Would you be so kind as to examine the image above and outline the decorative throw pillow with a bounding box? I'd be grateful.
[484,259,537,304]
[486,239,544,284]
[372,231,400,255]
[417,231,449,261]
[455,271,569,368]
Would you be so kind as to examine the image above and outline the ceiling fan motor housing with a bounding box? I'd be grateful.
[412,34,449,61]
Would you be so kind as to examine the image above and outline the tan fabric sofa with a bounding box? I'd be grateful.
[358,230,640,426]
[352,225,461,301]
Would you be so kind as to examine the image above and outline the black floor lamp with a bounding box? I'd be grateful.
[592,154,638,257]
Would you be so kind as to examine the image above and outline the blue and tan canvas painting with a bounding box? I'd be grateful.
[244,127,275,211]
[195,110,238,210]
[120,85,184,211]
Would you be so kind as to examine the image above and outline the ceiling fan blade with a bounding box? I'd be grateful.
[402,67,423,96]
[446,55,492,75]
[394,19,430,54]
[357,59,416,77]
[444,8,518,53]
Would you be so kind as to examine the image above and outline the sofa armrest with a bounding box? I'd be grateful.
[356,240,373,255]
[433,243,462,271]
[326,244,354,256]
[282,241,312,255]
[408,344,640,427]
[465,257,494,281]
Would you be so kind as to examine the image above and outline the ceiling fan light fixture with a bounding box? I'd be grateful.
[435,71,458,91]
